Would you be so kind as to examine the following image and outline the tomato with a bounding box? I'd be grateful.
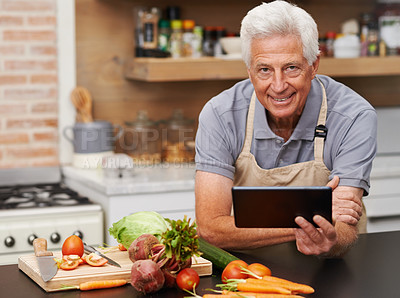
[221,260,249,283]
[60,259,79,270]
[85,253,108,267]
[62,235,84,257]
[248,263,272,277]
[176,268,200,291]
[118,243,127,251]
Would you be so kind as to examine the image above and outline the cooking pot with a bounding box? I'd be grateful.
[63,121,123,154]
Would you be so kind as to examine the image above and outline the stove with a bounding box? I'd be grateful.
[0,167,103,265]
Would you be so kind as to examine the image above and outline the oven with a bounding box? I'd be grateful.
[0,167,103,265]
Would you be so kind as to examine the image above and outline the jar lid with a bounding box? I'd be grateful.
[159,19,170,28]
[170,19,183,30]
[325,31,337,39]
[125,110,158,128]
[183,19,195,29]
[165,109,194,128]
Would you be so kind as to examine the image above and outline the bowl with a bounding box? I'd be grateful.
[220,37,242,56]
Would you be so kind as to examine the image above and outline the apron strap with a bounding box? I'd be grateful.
[242,91,257,153]
[314,76,328,163]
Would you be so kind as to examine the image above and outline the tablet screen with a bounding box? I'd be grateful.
[232,186,332,228]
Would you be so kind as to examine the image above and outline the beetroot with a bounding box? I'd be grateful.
[162,268,176,288]
[131,259,165,294]
[129,233,159,262]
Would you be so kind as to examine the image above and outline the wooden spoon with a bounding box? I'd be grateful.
[71,86,93,122]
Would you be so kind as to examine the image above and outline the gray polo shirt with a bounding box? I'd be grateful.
[195,75,377,194]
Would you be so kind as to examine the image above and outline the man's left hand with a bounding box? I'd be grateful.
[294,215,337,256]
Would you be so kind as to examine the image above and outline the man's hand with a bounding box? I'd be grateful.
[294,215,337,256]
[327,176,363,225]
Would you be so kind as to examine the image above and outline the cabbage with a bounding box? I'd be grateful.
[108,211,168,249]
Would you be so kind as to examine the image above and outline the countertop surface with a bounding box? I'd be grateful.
[3,231,400,298]
[62,163,195,195]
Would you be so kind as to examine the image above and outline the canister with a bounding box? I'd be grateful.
[124,110,162,165]
[161,109,195,163]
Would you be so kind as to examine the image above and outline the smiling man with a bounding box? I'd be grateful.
[194,0,377,257]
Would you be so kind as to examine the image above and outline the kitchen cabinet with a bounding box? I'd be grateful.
[125,56,400,82]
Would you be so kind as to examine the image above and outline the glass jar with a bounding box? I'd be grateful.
[161,110,195,163]
[376,0,400,55]
[123,110,161,165]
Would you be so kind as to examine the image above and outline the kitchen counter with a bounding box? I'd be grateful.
[3,231,400,298]
[62,163,195,195]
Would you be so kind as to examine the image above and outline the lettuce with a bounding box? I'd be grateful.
[108,211,168,249]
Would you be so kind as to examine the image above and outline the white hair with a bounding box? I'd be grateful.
[240,1,320,67]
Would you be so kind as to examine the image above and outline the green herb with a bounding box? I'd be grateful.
[161,215,201,262]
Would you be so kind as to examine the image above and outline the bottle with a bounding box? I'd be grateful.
[182,19,195,57]
[142,7,159,49]
[359,12,375,56]
[202,26,215,56]
[158,19,170,52]
[376,0,400,55]
[325,31,336,57]
[367,22,379,56]
[169,20,183,58]
[134,7,146,56]
[192,26,203,58]
[213,26,226,57]
[318,37,327,57]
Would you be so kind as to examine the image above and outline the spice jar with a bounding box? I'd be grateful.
[124,110,161,165]
[376,0,400,55]
[161,110,195,163]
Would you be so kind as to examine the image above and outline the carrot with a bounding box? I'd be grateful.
[261,276,314,294]
[203,295,240,298]
[206,293,304,298]
[236,279,292,295]
[79,279,127,291]
[222,290,305,297]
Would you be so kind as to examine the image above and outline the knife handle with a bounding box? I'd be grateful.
[33,238,53,257]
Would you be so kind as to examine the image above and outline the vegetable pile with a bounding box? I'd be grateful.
[109,211,201,294]
[199,260,315,297]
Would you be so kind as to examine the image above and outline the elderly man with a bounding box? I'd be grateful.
[195,0,377,257]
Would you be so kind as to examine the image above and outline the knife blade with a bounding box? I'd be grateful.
[83,243,121,268]
[33,238,58,282]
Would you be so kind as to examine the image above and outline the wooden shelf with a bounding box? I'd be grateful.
[125,56,400,82]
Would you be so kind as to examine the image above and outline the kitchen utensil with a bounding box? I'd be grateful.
[32,238,58,282]
[83,243,121,268]
[70,86,93,123]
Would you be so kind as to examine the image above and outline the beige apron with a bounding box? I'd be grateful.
[233,78,366,233]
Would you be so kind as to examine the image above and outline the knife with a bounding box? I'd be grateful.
[83,243,121,268]
[33,238,58,282]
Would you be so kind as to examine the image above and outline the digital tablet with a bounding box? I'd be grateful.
[232,186,332,228]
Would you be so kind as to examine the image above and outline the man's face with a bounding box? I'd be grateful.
[247,35,319,124]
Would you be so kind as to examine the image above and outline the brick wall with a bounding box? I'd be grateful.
[0,0,59,168]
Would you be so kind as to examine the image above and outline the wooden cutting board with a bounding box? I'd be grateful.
[18,246,212,292]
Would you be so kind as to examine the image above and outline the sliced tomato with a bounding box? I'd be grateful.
[85,253,108,267]
[118,243,127,251]
[62,254,86,265]
[60,259,79,270]
[78,257,86,265]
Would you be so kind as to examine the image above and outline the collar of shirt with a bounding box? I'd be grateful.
[253,78,323,142]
